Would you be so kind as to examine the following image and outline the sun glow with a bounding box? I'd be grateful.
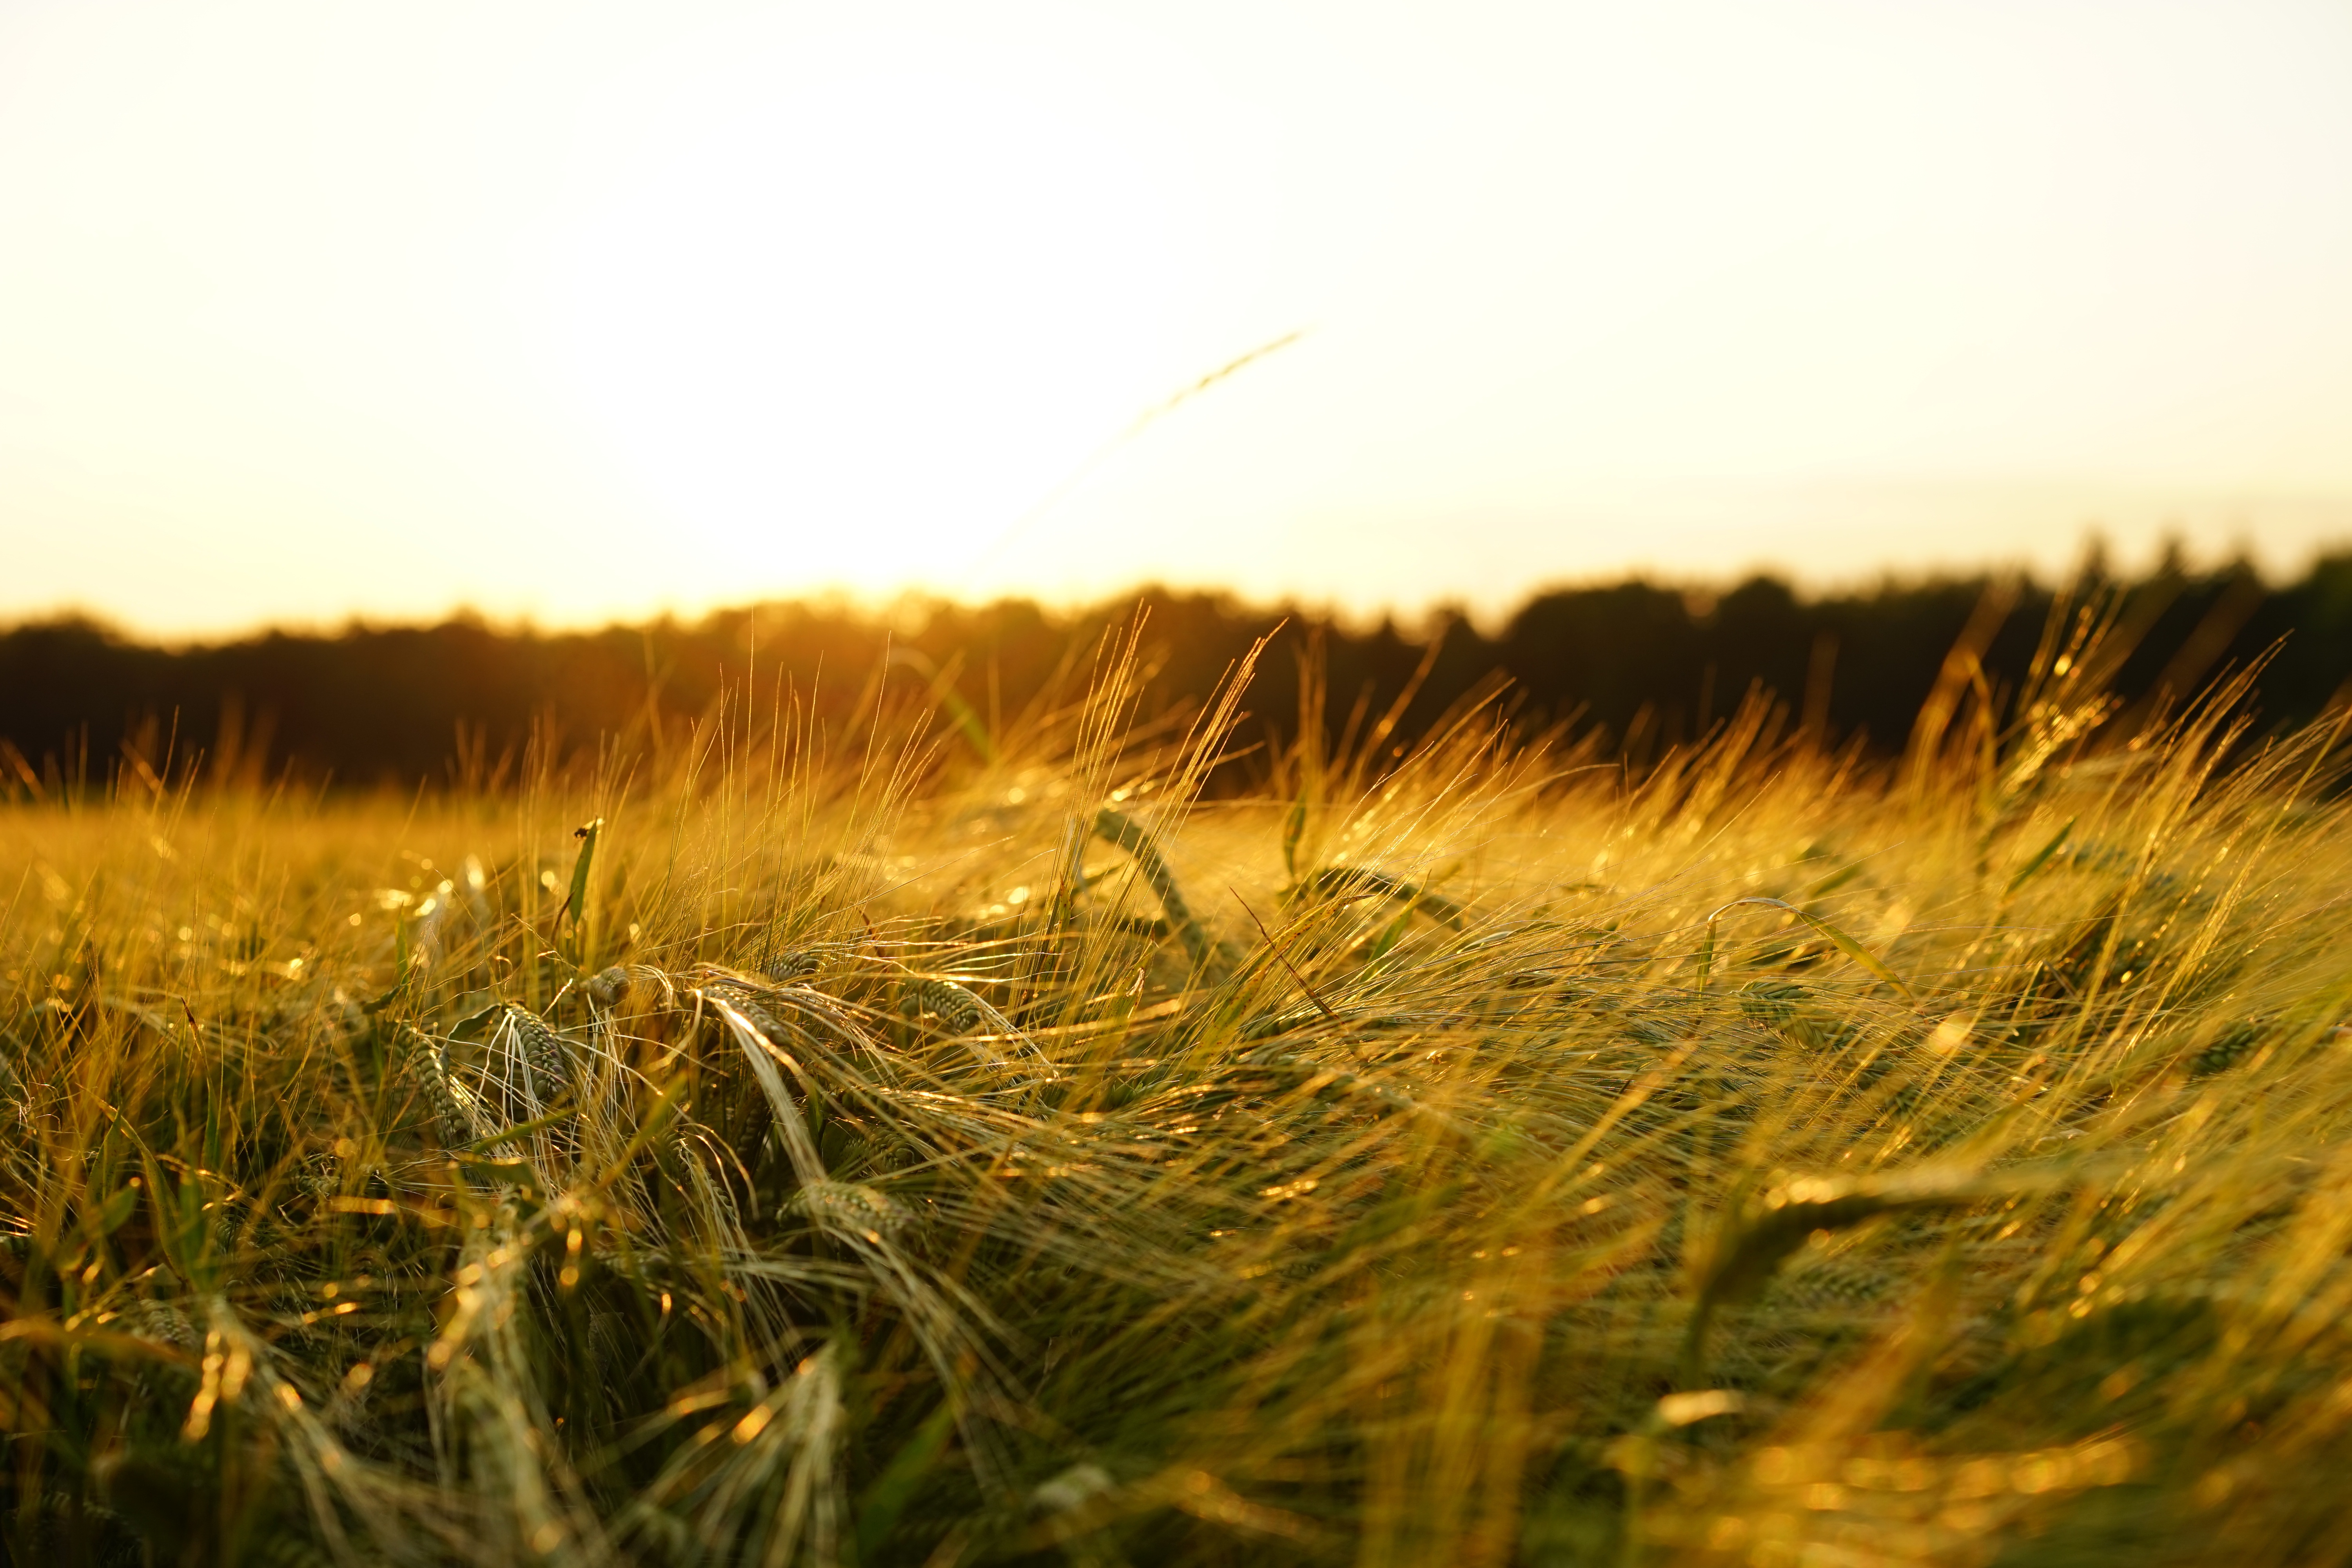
[2,2,2350,635]
[553,31,1196,587]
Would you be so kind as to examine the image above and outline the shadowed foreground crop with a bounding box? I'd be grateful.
[4,605,2350,1566]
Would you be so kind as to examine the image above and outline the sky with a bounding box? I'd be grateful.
[3,0,2350,638]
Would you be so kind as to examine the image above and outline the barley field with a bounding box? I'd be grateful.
[4,605,2350,1567]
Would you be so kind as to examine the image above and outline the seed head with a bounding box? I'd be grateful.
[407,1028,485,1146]
[123,1299,203,1354]
[509,1007,572,1103]
[296,1152,341,1200]
[704,982,791,1048]
[795,1181,910,1241]
[763,950,819,984]
[905,978,984,1035]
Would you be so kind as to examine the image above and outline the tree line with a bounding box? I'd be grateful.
[3,550,2347,794]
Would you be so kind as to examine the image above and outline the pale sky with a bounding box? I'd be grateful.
[4,0,2350,637]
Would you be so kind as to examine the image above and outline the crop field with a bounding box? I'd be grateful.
[4,605,2350,1566]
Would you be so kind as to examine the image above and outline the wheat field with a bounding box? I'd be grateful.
[4,603,2350,1567]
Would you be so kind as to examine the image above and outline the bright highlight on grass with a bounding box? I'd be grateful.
[3,598,2350,1564]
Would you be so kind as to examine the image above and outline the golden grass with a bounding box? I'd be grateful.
[3,607,2350,1566]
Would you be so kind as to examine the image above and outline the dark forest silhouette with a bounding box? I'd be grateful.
[4,550,2348,795]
